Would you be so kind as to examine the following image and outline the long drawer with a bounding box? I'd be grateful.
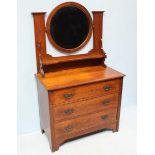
[54,109,117,139]
[53,93,119,122]
[50,79,121,106]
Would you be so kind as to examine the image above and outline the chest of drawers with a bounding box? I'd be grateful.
[36,66,124,152]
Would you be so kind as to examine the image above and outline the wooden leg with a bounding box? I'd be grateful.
[112,123,118,133]
[112,128,118,133]
[41,129,45,134]
[51,144,59,152]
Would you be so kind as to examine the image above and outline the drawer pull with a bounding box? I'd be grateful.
[64,125,73,132]
[64,93,74,99]
[104,85,112,91]
[102,99,111,105]
[64,108,74,115]
[101,115,108,120]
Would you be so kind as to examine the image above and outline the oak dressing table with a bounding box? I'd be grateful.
[32,2,125,152]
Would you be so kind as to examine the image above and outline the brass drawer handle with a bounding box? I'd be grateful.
[64,108,74,115]
[102,99,111,105]
[64,93,74,99]
[101,115,108,120]
[104,85,112,91]
[64,125,73,132]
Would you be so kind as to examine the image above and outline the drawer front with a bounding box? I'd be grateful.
[54,109,117,139]
[50,79,121,106]
[53,93,119,122]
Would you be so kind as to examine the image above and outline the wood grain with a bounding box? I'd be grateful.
[53,93,120,122]
[32,13,47,73]
[56,122,117,148]
[36,66,124,90]
[50,78,121,105]
[54,109,117,139]
[36,79,52,147]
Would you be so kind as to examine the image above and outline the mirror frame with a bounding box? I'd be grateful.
[46,2,93,53]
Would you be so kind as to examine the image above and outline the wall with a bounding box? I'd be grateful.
[17,0,137,134]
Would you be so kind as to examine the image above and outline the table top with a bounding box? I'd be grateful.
[36,65,125,91]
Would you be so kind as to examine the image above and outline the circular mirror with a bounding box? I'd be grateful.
[46,2,92,53]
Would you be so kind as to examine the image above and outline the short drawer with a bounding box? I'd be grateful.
[54,109,117,139]
[53,93,119,122]
[50,79,121,106]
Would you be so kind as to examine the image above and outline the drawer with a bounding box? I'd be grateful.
[50,79,121,106]
[53,93,119,122]
[54,109,117,139]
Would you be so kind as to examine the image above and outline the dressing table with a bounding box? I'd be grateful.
[32,2,125,152]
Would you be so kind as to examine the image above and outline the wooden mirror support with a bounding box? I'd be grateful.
[32,2,125,152]
[32,3,106,76]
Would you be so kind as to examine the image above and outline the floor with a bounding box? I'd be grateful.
[18,105,137,155]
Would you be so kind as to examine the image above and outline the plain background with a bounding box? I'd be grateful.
[17,0,137,134]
